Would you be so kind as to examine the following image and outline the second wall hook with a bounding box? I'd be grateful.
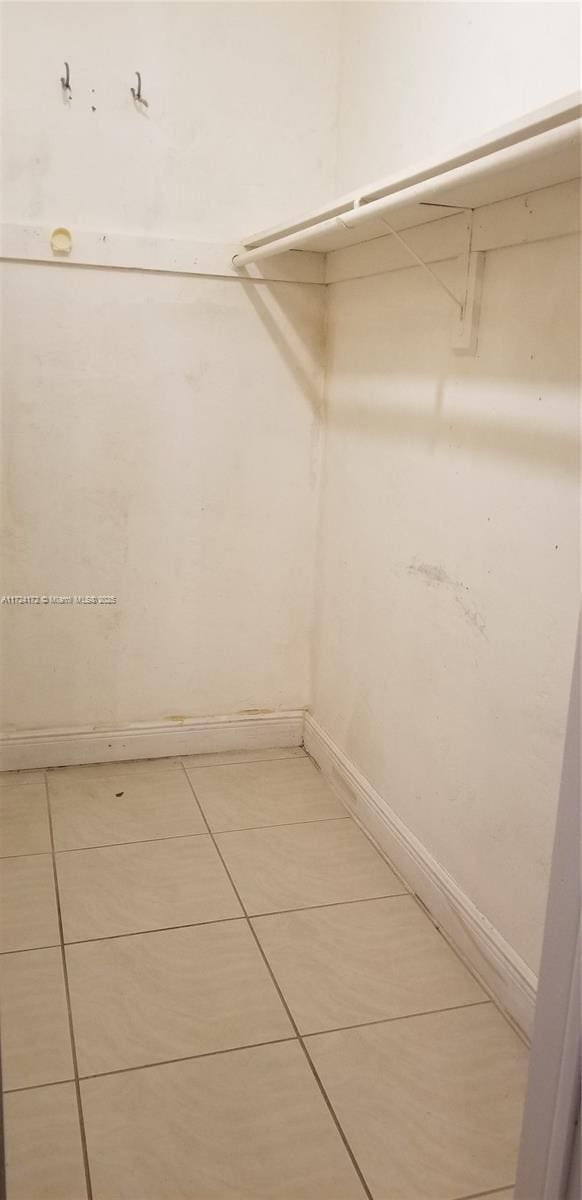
[130,71,148,108]
[60,61,72,98]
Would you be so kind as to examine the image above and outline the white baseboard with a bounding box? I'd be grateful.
[0,711,304,771]
[304,712,537,1041]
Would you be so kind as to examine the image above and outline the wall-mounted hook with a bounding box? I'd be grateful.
[130,71,148,108]
[60,61,72,98]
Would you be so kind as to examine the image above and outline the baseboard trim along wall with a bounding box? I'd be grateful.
[303,712,537,1041]
[0,710,304,771]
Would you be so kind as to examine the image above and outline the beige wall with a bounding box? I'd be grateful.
[1,0,339,238]
[1,262,324,730]
[336,1,580,194]
[313,1,580,973]
[0,1,335,731]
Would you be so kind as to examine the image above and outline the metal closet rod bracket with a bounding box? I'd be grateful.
[379,208,484,354]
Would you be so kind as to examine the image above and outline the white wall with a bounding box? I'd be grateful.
[312,1,581,973]
[0,0,336,732]
[336,1,580,194]
[1,262,324,730]
[1,0,339,238]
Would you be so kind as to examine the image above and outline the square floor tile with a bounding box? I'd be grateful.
[216,818,405,915]
[81,1041,366,1200]
[4,1083,88,1200]
[306,1005,527,1200]
[0,854,59,952]
[1,947,73,1089]
[182,746,305,768]
[47,756,183,781]
[252,895,486,1033]
[1,782,51,857]
[57,835,242,942]
[188,757,345,832]
[67,920,293,1076]
[49,769,205,851]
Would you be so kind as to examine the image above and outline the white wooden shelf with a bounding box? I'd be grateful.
[233,94,582,267]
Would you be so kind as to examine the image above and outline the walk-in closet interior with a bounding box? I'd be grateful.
[0,2,580,1198]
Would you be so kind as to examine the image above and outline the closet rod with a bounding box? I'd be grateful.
[233,102,581,268]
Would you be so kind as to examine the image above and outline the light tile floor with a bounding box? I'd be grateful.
[0,748,527,1200]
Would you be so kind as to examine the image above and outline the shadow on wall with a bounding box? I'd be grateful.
[244,279,579,474]
[240,278,325,416]
[243,235,580,475]
[326,393,579,475]
[323,238,579,473]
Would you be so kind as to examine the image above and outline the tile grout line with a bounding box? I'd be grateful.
[0,810,351,861]
[35,750,306,784]
[63,889,409,935]
[43,775,94,1200]
[454,1186,516,1199]
[215,814,351,839]
[2,1001,494,1096]
[0,889,410,956]
[1,834,207,860]
[249,890,410,915]
[182,764,376,1200]
[79,1035,297,1081]
[194,814,350,835]
[184,752,307,771]
[0,943,62,956]
[0,850,59,861]
[3,1036,298,1093]
[300,999,493,1040]
[64,915,245,946]
[3,1077,76,1096]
